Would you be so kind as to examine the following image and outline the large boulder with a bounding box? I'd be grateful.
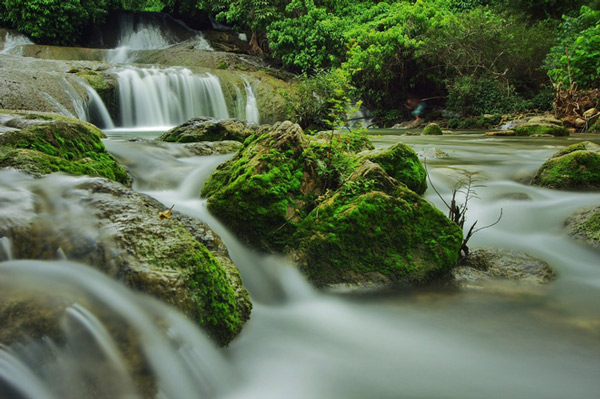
[565,206,600,248]
[0,110,130,185]
[422,123,443,136]
[202,121,463,288]
[531,141,600,190]
[515,116,570,137]
[157,117,257,143]
[0,171,251,345]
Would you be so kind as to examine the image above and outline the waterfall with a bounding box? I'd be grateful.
[243,78,260,123]
[0,31,33,55]
[84,86,115,129]
[115,67,229,128]
[105,13,212,63]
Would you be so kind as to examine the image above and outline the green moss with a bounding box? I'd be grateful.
[216,60,228,70]
[515,124,570,137]
[77,71,108,93]
[294,187,463,287]
[531,150,600,190]
[362,143,427,195]
[579,210,600,243]
[0,116,128,184]
[422,123,443,135]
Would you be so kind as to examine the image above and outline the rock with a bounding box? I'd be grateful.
[422,148,450,159]
[515,116,570,137]
[422,123,443,135]
[0,172,251,345]
[361,143,427,195]
[311,131,374,153]
[202,121,463,289]
[392,120,423,129]
[453,248,556,287]
[184,140,243,155]
[156,117,257,143]
[0,110,130,185]
[294,161,463,288]
[531,141,600,190]
[485,130,516,137]
[565,206,600,248]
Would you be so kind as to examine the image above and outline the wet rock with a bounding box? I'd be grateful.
[531,141,600,190]
[485,130,516,137]
[202,121,462,289]
[0,110,130,185]
[422,123,443,135]
[565,206,600,249]
[515,115,570,137]
[422,147,450,159]
[156,117,257,143]
[184,140,242,155]
[453,248,556,287]
[311,131,374,153]
[0,172,251,345]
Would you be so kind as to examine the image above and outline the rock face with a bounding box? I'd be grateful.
[565,206,600,248]
[0,171,251,345]
[422,123,443,135]
[531,141,600,190]
[515,116,570,137]
[0,110,130,184]
[202,121,463,288]
[156,117,257,143]
[453,248,556,286]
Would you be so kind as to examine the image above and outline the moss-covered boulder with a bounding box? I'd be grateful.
[515,116,570,137]
[422,123,443,135]
[361,143,427,195]
[566,206,600,248]
[311,131,374,153]
[0,172,251,345]
[0,110,130,184]
[157,117,257,143]
[294,161,462,287]
[202,121,463,288]
[531,141,600,190]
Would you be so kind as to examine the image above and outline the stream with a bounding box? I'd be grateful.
[2,13,600,399]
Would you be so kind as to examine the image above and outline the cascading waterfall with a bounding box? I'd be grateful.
[0,31,34,55]
[243,78,260,123]
[84,86,115,129]
[115,67,229,128]
[105,13,212,64]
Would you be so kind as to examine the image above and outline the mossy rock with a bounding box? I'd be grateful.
[157,117,257,143]
[531,142,600,190]
[361,143,427,195]
[311,131,374,153]
[422,123,443,135]
[566,206,600,248]
[0,111,130,184]
[203,121,462,289]
[515,117,570,137]
[202,121,315,251]
[294,161,462,288]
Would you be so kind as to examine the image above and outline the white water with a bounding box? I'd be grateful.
[115,67,230,128]
[105,13,212,64]
[84,86,115,129]
[243,78,260,123]
[0,31,34,55]
[2,133,600,397]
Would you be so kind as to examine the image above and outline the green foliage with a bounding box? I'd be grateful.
[283,69,353,131]
[446,76,517,116]
[546,6,600,89]
[1,0,113,45]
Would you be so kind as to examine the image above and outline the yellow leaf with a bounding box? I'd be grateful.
[159,205,174,220]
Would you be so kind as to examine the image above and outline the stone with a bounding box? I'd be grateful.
[0,110,131,185]
[531,141,600,190]
[583,108,599,119]
[565,206,600,248]
[485,130,516,137]
[202,121,463,289]
[453,248,556,287]
[422,123,443,135]
[575,118,586,128]
[515,116,570,137]
[0,172,251,345]
[156,117,257,143]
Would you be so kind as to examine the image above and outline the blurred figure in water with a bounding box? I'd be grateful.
[406,94,426,122]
